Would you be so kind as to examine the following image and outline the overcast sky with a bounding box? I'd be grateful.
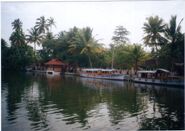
[1,1,185,48]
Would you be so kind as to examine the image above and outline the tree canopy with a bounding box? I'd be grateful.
[1,15,184,75]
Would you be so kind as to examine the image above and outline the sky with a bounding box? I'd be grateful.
[1,1,185,49]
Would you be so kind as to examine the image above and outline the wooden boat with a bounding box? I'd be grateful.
[132,69,184,87]
[79,68,130,81]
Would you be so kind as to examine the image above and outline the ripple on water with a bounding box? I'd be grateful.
[2,74,184,131]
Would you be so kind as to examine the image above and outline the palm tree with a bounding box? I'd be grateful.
[10,31,26,46]
[165,15,183,45]
[11,19,23,31]
[45,32,55,40]
[1,39,8,49]
[26,27,43,55]
[68,27,100,68]
[47,17,56,32]
[10,19,25,46]
[143,16,167,52]
[129,44,146,71]
[35,16,49,34]
[165,15,184,71]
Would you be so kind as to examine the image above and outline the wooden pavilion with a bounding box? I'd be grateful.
[45,59,67,74]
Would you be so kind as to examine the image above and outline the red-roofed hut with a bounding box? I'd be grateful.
[45,59,67,75]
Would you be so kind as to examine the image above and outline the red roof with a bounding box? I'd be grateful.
[45,59,65,66]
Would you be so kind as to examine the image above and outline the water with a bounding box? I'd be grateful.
[2,72,184,130]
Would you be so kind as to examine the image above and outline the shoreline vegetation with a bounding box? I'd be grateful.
[1,15,184,77]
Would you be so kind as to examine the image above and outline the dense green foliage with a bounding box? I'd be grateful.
[143,15,184,73]
[1,38,34,70]
[2,19,35,70]
[1,15,184,74]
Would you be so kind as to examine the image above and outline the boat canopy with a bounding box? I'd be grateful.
[101,69,115,72]
[137,68,170,74]
[137,70,156,74]
[156,68,170,73]
[82,68,102,71]
[82,68,115,72]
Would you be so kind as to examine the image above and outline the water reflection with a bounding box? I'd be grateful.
[2,72,184,131]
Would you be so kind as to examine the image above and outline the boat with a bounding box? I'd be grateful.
[64,72,78,76]
[132,68,184,87]
[46,70,60,75]
[79,68,130,81]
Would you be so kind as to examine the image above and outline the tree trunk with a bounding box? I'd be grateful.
[135,61,138,72]
[34,43,36,61]
[155,58,158,68]
[111,46,114,69]
[171,58,174,72]
[88,55,92,68]
[155,45,158,52]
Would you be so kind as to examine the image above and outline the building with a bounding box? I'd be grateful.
[45,59,67,74]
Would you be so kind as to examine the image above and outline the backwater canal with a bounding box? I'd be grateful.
[2,72,184,130]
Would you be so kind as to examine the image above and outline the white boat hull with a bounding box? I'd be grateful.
[79,73,129,81]
[132,77,184,86]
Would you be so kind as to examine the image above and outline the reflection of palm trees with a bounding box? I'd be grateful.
[139,87,184,130]
[80,78,154,127]
[106,84,145,125]
[23,79,49,130]
[2,72,33,122]
[35,75,101,128]
[79,78,146,125]
[3,73,183,130]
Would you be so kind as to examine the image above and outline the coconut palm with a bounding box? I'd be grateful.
[68,27,101,68]
[165,15,183,45]
[35,16,49,34]
[10,31,26,46]
[164,15,184,71]
[143,16,167,51]
[45,32,55,40]
[26,27,43,54]
[11,18,23,31]
[129,44,146,71]
[10,19,25,46]
[47,17,56,32]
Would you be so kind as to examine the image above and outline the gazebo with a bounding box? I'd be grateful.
[45,59,67,74]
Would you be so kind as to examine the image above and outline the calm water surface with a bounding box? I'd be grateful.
[2,72,184,130]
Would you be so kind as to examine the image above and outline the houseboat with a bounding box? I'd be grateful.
[79,68,130,81]
[132,68,184,87]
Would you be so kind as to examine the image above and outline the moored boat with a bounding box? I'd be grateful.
[132,68,184,87]
[79,68,130,81]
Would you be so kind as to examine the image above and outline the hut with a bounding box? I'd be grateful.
[45,59,67,75]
